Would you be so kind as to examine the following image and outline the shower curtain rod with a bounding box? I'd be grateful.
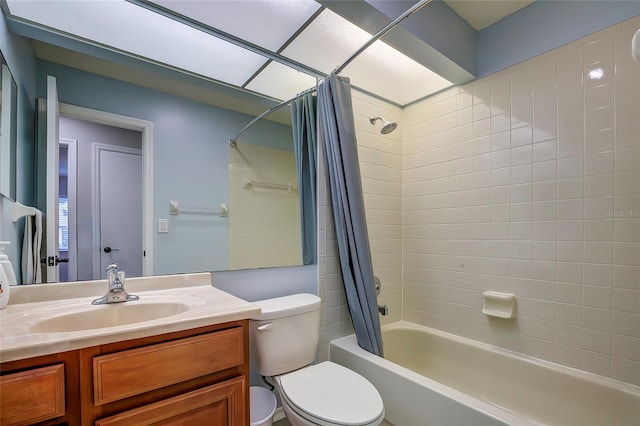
[333,0,432,74]
[228,86,316,148]
[228,0,432,148]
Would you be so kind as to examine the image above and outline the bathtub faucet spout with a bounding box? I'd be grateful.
[378,304,388,315]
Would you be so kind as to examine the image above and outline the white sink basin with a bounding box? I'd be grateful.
[30,302,190,333]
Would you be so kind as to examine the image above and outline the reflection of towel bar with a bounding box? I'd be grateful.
[13,201,39,222]
[243,180,296,193]
[169,201,228,217]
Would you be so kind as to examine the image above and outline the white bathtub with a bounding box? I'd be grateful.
[329,321,640,426]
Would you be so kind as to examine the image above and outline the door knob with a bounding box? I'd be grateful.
[103,247,120,253]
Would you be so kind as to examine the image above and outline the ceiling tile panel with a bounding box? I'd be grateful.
[283,8,452,104]
[246,62,317,101]
[281,9,371,74]
[150,0,322,52]
[7,0,268,86]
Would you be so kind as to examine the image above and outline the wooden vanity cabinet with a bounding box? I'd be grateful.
[81,320,249,425]
[0,320,250,426]
[0,351,81,425]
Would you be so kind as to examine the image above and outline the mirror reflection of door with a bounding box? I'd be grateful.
[56,116,143,282]
[95,144,142,279]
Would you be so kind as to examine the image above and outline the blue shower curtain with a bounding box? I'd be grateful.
[317,74,384,357]
[291,92,317,266]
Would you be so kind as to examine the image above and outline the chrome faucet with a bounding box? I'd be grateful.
[92,263,139,305]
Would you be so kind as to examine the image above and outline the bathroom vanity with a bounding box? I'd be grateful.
[0,273,260,425]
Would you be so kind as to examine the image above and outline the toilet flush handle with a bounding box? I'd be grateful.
[257,323,273,332]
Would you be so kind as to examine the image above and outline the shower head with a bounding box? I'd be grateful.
[369,116,398,134]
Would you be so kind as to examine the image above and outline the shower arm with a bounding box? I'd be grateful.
[228,0,432,147]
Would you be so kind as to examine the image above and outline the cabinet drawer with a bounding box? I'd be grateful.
[0,364,65,426]
[95,375,245,426]
[93,327,243,405]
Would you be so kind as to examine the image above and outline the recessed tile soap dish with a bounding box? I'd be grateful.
[482,291,516,319]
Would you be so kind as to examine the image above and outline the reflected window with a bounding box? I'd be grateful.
[58,197,68,251]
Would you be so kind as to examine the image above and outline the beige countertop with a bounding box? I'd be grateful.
[0,273,261,363]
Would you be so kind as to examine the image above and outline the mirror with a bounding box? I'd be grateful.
[0,52,18,201]
[9,41,315,285]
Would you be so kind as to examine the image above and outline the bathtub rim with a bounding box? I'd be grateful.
[382,320,640,395]
[329,328,527,426]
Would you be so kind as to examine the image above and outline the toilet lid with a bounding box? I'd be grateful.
[278,361,384,426]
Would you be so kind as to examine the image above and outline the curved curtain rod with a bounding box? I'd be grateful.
[228,86,316,148]
[228,0,432,148]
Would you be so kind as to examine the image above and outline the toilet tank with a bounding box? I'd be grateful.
[250,294,321,377]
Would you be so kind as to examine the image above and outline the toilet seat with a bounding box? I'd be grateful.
[275,361,385,426]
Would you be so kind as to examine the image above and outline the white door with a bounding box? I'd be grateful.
[44,75,60,283]
[94,144,142,279]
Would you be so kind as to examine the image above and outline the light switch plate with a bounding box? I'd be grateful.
[158,218,169,233]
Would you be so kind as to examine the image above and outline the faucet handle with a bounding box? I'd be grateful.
[105,262,120,273]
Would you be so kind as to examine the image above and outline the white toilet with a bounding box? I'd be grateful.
[250,293,385,426]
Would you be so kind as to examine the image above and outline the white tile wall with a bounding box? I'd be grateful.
[228,143,301,269]
[400,17,640,386]
[353,92,403,327]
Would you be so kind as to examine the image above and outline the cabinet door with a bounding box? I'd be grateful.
[0,364,65,426]
[93,327,244,405]
[94,376,245,426]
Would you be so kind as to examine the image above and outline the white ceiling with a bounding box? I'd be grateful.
[5,0,456,106]
[5,0,536,107]
[443,0,535,30]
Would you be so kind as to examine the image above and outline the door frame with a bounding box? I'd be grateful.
[59,103,154,276]
[59,137,78,281]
